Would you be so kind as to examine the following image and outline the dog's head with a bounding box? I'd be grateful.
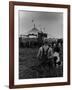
[54,56,57,61]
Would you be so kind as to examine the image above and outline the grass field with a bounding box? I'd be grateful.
[19,47,63,79]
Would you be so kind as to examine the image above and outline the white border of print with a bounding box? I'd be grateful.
[14,6,68,85]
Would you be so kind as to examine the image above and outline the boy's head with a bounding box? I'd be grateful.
[43,39,48,45]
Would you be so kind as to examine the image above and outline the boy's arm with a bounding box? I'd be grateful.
[37,47,42,59]
[48,48,53,59]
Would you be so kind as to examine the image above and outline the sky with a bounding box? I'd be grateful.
[18,10,63,38]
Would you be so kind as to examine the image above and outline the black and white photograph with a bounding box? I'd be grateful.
[19,11,63,79]
[9,1,70,88]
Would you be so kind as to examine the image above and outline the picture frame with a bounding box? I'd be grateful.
[9,1,70,89]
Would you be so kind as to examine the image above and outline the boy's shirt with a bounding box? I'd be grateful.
[37,45,53,60]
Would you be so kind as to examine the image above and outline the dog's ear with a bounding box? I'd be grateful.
[57,61,61,65]
[54,56,57,61]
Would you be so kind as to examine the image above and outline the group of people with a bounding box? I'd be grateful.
[37,39,63,70]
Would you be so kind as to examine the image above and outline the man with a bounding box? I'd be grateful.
[37,39,53,70]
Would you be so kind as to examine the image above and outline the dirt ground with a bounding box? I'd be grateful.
[19,48,63,79]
